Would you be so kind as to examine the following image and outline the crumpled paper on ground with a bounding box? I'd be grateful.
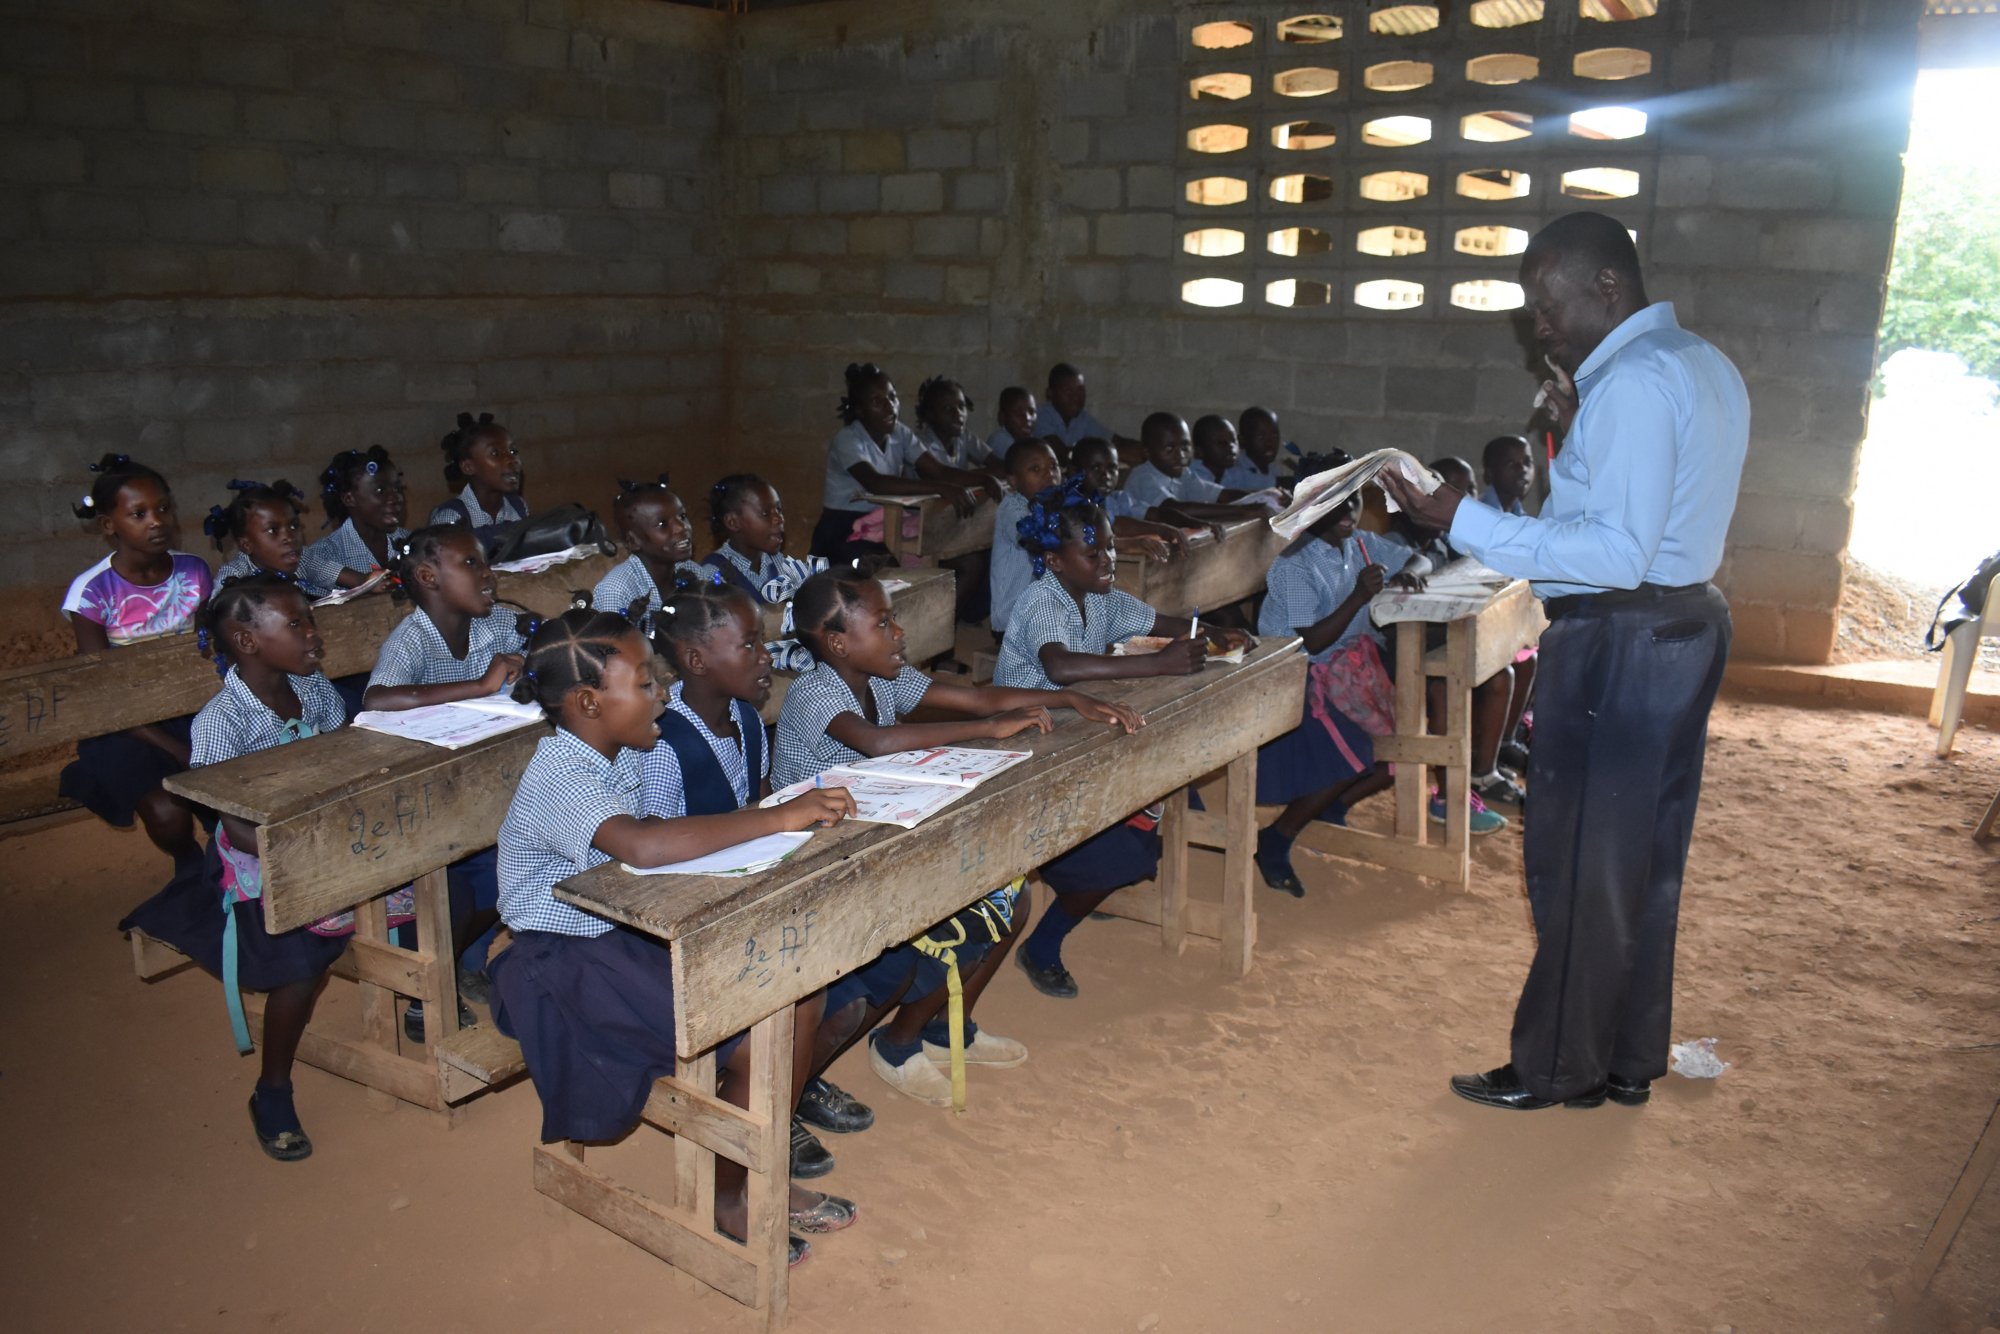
[1267,448,1441,542]
[1669,1037,1731,1079]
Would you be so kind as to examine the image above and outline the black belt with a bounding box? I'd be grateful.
[1543,581,1709,622]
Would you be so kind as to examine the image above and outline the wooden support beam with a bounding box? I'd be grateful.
[533,1144,760,1306]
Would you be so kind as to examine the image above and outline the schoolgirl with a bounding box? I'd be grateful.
[589,475,708,633]
[428,411,528,534]
[206,478,323,595]
[299,445,409,592]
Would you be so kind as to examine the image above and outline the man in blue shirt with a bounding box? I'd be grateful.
[1383,211,1748,1113]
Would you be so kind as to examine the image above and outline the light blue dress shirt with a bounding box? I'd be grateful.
[1477,485,1526,517]
[1449,303,1749,599]
[1032,403,1113,449]
[1122,460,1223,512]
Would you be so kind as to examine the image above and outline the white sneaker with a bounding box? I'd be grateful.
[924,1029,1028,1069]
[868,1039,956,1107]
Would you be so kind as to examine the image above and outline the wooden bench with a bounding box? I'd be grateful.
[546,639,1307,1326]
[1112,515,1285,619]
[860,491,999,566]
[145,572,957,1115]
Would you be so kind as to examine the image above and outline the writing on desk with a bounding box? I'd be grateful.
[0,684,68,751]
[1021,792,1082,858]
[346,783,441,859]
[734,910,818,989]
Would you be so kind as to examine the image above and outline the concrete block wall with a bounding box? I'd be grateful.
[0,0,727,661]
[723,0,1921,663]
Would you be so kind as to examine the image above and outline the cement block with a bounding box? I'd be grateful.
[505,23,568,71]
[914,215,980,258]
[1761,217,1893,274]
[464,162,535,204]
[842,131,904,173]
[144,85,237,137]
[789,218,847,255]
[0,131,86,184]
[766,262,821,296]
[1095,119,1174,165]
[343,2,424,53]
[848,217,911,256]
[760,175,816,215]
[885,263,944,303]
[98,248,201,296]
[424,109,498,156]
[1721,548,1843,610]
[1051,119,1091,166]
[1060,263,1121,305]
[1094,212,1172,258]
[1123,165,1174,210]
[497,212,566,253]
[32,77,136,129]
[606,83,666,125]
[906,128,972,171]
[935,80,998,126]
[1061,167,1120,211]
[383,161,460,201]
[609,170,666,210]
[420,207,492,251]
[882,172,945,213]
[1063,74,1127,119]
[499,113,565,160]
[1711,156,1837,211]
[953,171,1002,212]
[35,190,141,243]
[340,102,420,151]
[819,174,881,214]
[1652,154,1712,208]
[1649,211,1764,270]
[945,265,990,305]
[203,248,296,295]
[241,198,327,246]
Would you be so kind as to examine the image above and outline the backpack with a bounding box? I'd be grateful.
[481,503,616,565]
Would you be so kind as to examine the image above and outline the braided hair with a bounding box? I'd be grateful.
[790,568,874,655]
[385,523,477,603]
[915,375,972,431]
[836,362,889,424]
[319,446,397,526]
[612,474,677,530]
[194,572,308,677]
[438,411,507,485]
[651,575,755,675]
[1015,477,1106,578]
[203,479,305,551]
[72,453,169,521]
[510,602,641,712]
[707,472,769,543]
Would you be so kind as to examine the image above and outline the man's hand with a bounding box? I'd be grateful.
[1379,470,1464,533]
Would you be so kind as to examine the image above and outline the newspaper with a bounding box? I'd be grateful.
[1268,448,1441,542]
[1368,557,1515,625]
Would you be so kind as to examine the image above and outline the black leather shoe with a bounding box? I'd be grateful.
[797,1077,875,1134]
[1606,1073,1652,1106]
[1449,1063,1606,1111]
[791,1117,835,1179]
[1016,949,1078,999]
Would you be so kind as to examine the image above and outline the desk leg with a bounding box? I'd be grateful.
[1393,622,1426,840]
[353,894,400,1112]
[1442,620,1474,891]
[414,867,459,1054]
[1220,751,1257,978]
[746,1007,794,1328]
[674,1049,718,1221]
[883,501,909,564]
[1158,786,1190,956]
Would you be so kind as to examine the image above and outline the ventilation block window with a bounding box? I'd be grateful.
[1274,67,1340,97]
[1582,0,1659,20]
[1267,278,1334,307]
[1268,226,1336,256]
[1192,20,1256,49]
[1361,115,1432,147]
[1455,224,1530,256]
[1277,14,1344,43]
[1369,4,1440,34]
[1186,176,1249,206]
[1183,227,1246,257]
[1466,53,1539,84]
[1462,110,1534,142]
[1190,72,1254,101]
[1450,279,1526,311]
[1364,60,1435,92]
[1560,166,1640,199]
[1574,47,1652,79]
[1273,120,1339,150]
[1354,279,1425,310]
[1270,173,1334,204]
[1359,169,1430,202]
[1569,105,1648,139]
[1356,225,1428,257]
[1182,277,1245,308]
[1458,167,1532,200]
[1471,0,1545,25]
[1188,124,1250,153]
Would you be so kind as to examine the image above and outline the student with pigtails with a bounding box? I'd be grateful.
[204,478,325,596]
[299,445,409,592]
[428,410,528,535]
[59,453,213,872]
[589,475,708,632]
[812,362,977,563]
[703,472,792,600]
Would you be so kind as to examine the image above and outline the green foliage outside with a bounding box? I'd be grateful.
[1879,160,2000,382]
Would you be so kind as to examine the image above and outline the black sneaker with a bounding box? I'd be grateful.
[456,965,492,1006]
[791,1118,835,1178]
[403,999,476,1044]
[797,1077,875,1134]
[1499,740,1531,772]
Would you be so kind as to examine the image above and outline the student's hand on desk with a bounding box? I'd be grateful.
[776,787,857,828]
[482,652,526,692]
[1117,536,1172,564]
[1389,571,1426,592]
[1204,626,1251,652]
[1065,692,1144,734]
[1353,565,1387,600]
[975,475,1004,503]
[1377,470,1463,533]
[1158,636,1208,675]
[943,483,979,518]
[988,705,1054,738]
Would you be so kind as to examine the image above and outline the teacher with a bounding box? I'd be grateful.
[1381,211,1749,1111]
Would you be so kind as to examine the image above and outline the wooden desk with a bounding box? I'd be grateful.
[753,567,955,665]
[1112,516,1284,618]
[140,572,959,1114]
[548,640,1307,1326]
[1310,578,1545,890]
[0,553,617,766]
[862,492,998,566]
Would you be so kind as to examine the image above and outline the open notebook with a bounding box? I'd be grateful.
[350,692,544,749]
[759,746,1032,829]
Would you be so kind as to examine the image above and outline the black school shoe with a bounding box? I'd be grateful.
[797,1077,875,1134]
[1015,947,1079,999]
[1449,1063,1607,1111]
[403,999,477,1045]
[791,1118,835,1179]
[1606,1073,1652,1106]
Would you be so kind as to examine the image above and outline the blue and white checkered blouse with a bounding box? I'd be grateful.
[367,605,527,690]
[497,728,643,937]
[993,576,1157,691]
[190,666,347,767]
[638,681,769,818]
[772,661,932,790]
[298,518,408,592]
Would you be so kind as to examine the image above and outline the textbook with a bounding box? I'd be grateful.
[350,692,545,749]
[759,746,1032,829]
[311,568,389,607]
[622,830,813,878]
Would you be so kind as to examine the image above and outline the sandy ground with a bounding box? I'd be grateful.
[2,696,1996,1334]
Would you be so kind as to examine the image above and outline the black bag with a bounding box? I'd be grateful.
[480,503,616,565]
[1925,547,2000,651]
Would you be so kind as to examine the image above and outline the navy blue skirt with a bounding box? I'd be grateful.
[119,842,348,993]
[447,846,500,914]
[330,672,370,721]
[1256,698,1375,805]
[61,714,195,829]
[1042,820,1161,896]
[491,927,741,1144]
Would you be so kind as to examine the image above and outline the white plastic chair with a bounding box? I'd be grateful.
[1930,576,1997,758]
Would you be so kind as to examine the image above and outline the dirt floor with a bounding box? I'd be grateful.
[2,696,1996,1334]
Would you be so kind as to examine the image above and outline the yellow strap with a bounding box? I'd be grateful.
[907,877,1026,1114]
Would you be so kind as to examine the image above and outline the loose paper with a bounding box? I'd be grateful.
[622,830,813,877]
[350,700,543,749]
[490,544,601,575]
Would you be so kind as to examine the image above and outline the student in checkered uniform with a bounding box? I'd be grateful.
[776,569,1137,1109]
[428,411,528,537]
[363,524,528,1031]
[488,604,855,1260]
[811,362,978,562]
[300,446,411,593]
[702,473,789,600]
[911,375,1004,626]
[988,438,1059,638]
[118,576,375,1164]
[203,479,328,597]
[589,476,709,634]
[992,482,1241,999]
